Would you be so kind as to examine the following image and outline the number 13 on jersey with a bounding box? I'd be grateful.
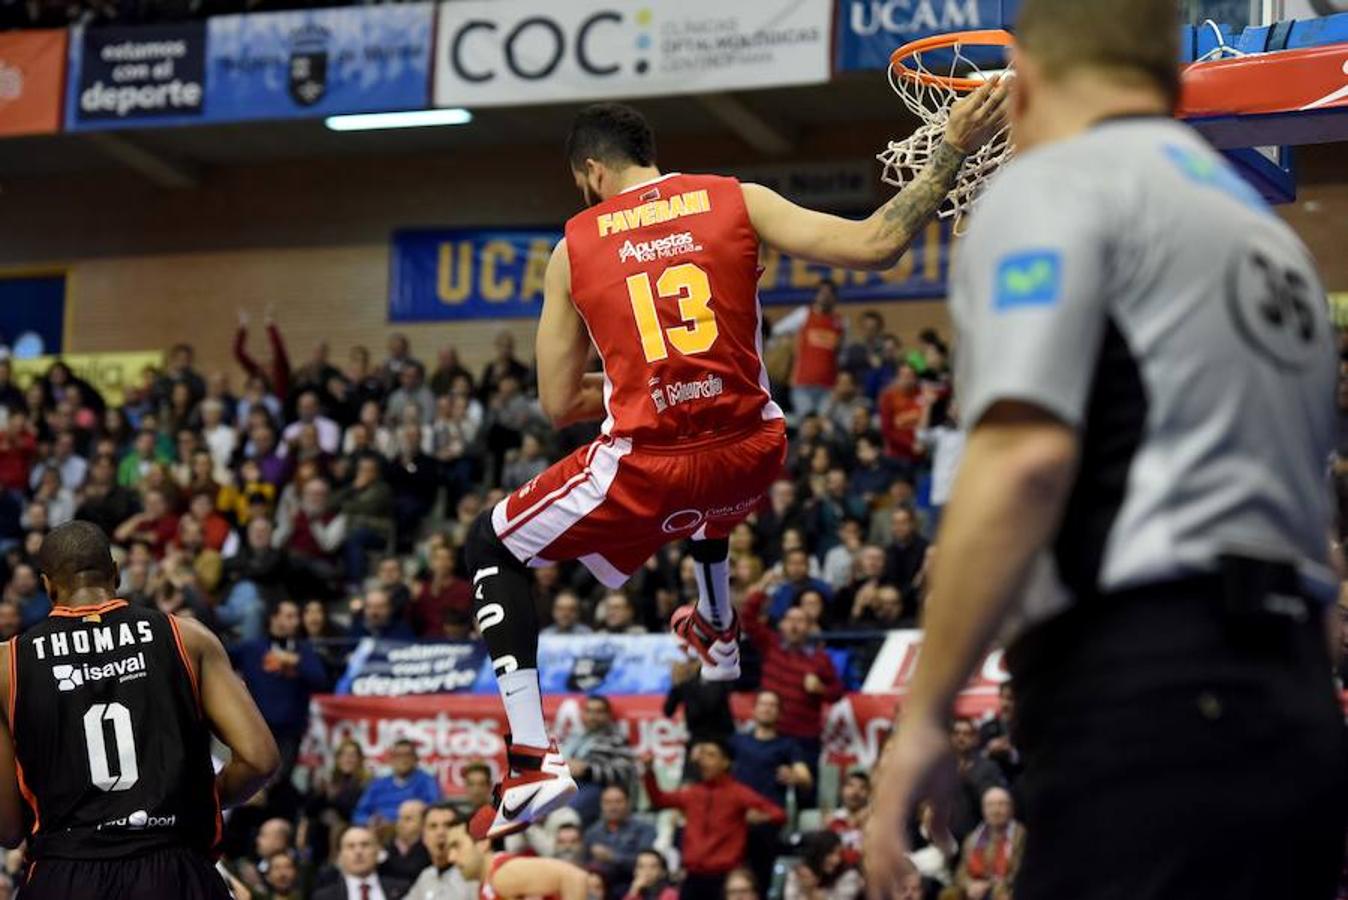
[626,263,720,364]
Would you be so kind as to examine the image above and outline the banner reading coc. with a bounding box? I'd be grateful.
[433,0,832,108]
[0,30,66,136]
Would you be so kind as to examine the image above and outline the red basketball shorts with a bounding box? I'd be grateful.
[490,419,786,587]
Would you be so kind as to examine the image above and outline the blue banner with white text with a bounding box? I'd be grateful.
[834,0,1015,72]
[336,639,493,697]
[205,3,433,123]
[389,221,951,322]
[66,22,207,130]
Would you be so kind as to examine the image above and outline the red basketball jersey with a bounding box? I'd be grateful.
[564,173,783,446]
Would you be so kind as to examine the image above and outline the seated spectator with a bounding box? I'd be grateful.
[304,739,371,861]
[407,803,470,900]
[979,682,1022,785]
[352,740,442,827]
[430,392,479,505]
[373,556,414,614]
[0,602,19,641]
[552,823,586,865]
[113,487,178,558]
[753,480,802,568]
[386,361,436,428]
[849,584,911,632]
[479,330,530,400]
[29,468,74,528]
[796,589,828,637]
[819,371,869,436]
[846,434,896,510]
[412,544,472,639]
[501,432,548,491]
[882,506,929,608]
[248,423,293,488]
[451,761,494,822]
[302,598,348,681]
[915,388,964,532]
[950,718,1006,842]
[169,516,223,595]
[6,564,49,629]
[284,389,342,455]
[804,470,866,560]
[742,579,844,785]
[826,772,870,867]
[262,852,302,900]
[230,599,330,772]
[767,548,834,622]
[878,362,924,467]
[835,545,888,626]
[179,449,221,501]
[29,431,86,492]
[388,422,439,548]
[74,454,140,537]
[337,455,394,588]
[541,590,592,635]
[117,428,165,488]
[940,788,1024,900]
[642,738,785,900]
[723,868,761,900]
[349,588,415,642]
[582,785,655,890]
[274,477,345,597]
[312,826,411,900]
[217,458,277,527]
[379,799,431,884]
[238,817,294,894]
[199,398,237,481]
[219,516,286,642]
[563,696,637,826]
[784,831,862,900]
[596,591,647,635]
[624,849,678,900]
[731,691,812,889]
[821,518,864,592]
[429,346,472,397]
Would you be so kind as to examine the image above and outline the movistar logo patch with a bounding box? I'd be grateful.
[994,250,1062,310]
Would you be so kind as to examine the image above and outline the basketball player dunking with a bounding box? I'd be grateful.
[0,521,279,900]
[465,94,1008,840]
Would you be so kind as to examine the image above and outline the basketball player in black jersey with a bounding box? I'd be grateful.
[0,521,280,899]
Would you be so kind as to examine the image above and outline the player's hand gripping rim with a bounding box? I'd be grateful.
[944,75,1012,156]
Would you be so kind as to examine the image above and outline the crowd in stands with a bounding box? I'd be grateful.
[15,277,1327,898]
[0,0,420,29]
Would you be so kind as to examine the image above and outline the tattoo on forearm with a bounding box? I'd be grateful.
[876,140,966,248]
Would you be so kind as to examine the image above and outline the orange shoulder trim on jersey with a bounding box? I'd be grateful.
[9,638,38,835]
[166,615,202,715]
[48,599,129,618]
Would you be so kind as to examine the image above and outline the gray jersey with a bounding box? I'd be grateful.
[950,117,1337,629]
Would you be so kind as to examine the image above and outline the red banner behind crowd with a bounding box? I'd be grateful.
[0,30,66,136]
[300,690,1003,797]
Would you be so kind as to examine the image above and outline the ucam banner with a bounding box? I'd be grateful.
[433,0,832,108]
[835,0,1013,72]
[66,22,206,130]
[205,3,433,124]
[389,220,949,322]
[0,30,67,136]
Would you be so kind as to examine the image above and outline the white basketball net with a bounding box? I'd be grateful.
[879,39,1014,234]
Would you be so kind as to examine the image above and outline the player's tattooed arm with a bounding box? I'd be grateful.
[876,141,967,244]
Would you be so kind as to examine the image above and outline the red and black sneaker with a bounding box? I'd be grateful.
[670,605,741,682]
[468,737,577,841]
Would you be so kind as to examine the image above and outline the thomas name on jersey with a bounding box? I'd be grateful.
[31,620,155,660]
[596,189,712,237]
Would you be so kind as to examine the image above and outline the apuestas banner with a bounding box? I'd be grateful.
[335,639,493,697]
[433,0,832,109]
[334,634,688,697]
[205,4,433,124]
[66,22,206,130]
[835,0,1012,72]
[861,628,1007,697]
[12,351,163,406]
[0,30,67,136]
[300,691,1000,798]
[389,221,950,322]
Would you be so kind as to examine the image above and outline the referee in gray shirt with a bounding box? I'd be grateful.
[864,1,1347,898]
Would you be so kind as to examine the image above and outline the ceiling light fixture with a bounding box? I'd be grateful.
[325,108,473,132]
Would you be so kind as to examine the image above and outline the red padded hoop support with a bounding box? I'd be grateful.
[890,29,1016,92]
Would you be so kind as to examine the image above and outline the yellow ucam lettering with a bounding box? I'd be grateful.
[597,190,712,237]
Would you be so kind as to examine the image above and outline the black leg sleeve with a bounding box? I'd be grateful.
[465,511,540,674]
